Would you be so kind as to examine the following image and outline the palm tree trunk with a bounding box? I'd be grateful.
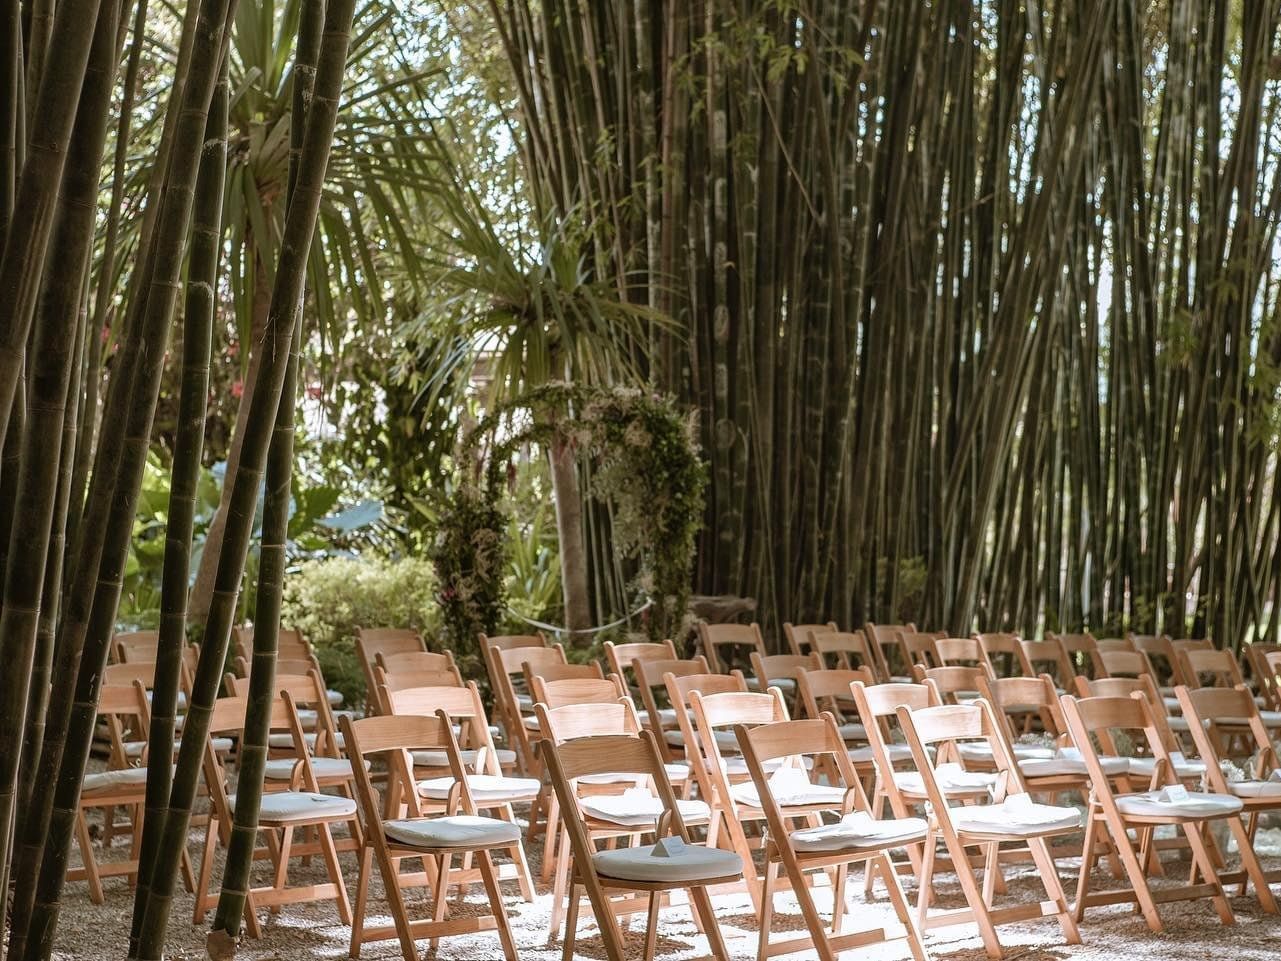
[126,63,227,957]
[550,435,591,644]
[136,0,357,952]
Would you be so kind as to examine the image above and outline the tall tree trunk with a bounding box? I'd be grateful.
[135,0,357,952]
[550,435,591,644]
[126,63,227,957]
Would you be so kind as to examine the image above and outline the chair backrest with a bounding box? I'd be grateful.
[1048,631,1104,678]
[479,632,547,652]
[808,631,880,676]
[1177,648,1243,690]
[750,652,821,690]
[631,655,709,736]
[1176,685,1274,787]
[383,681,499,769]
[864,622,917,679]
[847,680,940,819]
[933,637,984,668]
[976,673,1067,742]
[1128,632,1176,684]
[376,666,465,695]
[796,667,876,720]
[377,649,458,676]
[233,625,311,663]
[492,642,568,679]
[356,628,426,711]
[1244,644,1281,709]
[975,632,1024,678]
[696,622,766,674]
[603,639,677,684]
[113,630,159,664]
[895,699,1025,807]
[536,698,643,743]
[919,664,991,704]
[687,688,788,809]
[1017,637,1076,687]
[530,674,627,710]
[1098,649,1152,680]
[782,621,839,656]
[523,659,603,688]
[900,630,942,671]
[1060,692,1171,782]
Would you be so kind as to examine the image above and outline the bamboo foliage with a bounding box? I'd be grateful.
[489,0,1281,646]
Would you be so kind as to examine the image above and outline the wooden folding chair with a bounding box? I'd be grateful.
[480,631,548,652]
[383,681,537,901]
[975,633,1025,679]
[377,648,461,678]
[1128,632,1178,689]
[662,668,749,784]
[1016,638,1076,691]
[530,673,627,709]
[749,651,818,702]
[933,637,987,669]
[1176,683,1281,910]
[1060,690,1255,931]
[356,627,426,712]
[541,729,740,961]
[864,622,919,681]
[603,638,677,688]
[688,687,842,912]
[487,642,568,776]
[1244,643,1281,708]
[632,655,710,763]
[112,629,160,664]
[373,665,464,715]
[898,699,1081,958]
[195,692,354,937]
[1177,648,1281,753]
[809,631,881,678]
[783,620,840,657]
[737,714,927,961]
[697,621,766,676]
[233,624,313,664]
[342,711,519,961]
[1048,631,1105,679]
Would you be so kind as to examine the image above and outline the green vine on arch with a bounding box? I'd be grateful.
[431,383,707,649]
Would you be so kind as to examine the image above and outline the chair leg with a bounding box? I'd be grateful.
[548,825,571,942]
[1227,816,1278,913]
[193,818,219,925]
[941,838,1004,960]
[430,853,452,950]
[477,850,519,961]
[272,826,294,914]
[1073,810,1099,921]
[757,860,776,961]
[317,822,353,924]
[562,882,581,961]
[1100,811,1165,933]
[349,846,372,959]
[878,852,927,961]
[375,845,420,961]
[1027,835,1080,945]
[643,891,661,961]
[915,833,937,931]
[75,809,105,905]
[831,863,848,935]
[541,793,559,884]
[791,863,839,961]
[1182,821,1234,926]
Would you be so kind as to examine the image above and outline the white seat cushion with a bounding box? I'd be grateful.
[837,723,867,742]
[384,815,521,849]
[125,737,233,758]
[1220,711,1281,728]
[522,716,540,731]
[747,677,797,694]
[847,743,913,765]
[638,707,680,728]
[1162,696,1182,713]
[326,689,344,707]
[516,692,534,713]
[730,767,847,808]
[1126,752,1206,780]
[1115,789,1243,819]
[579,763,690,786]
[229,791,356,822]
[411,748,518,768]
[958,741,1054,764]
[663,729,686,748]
[790,812,928,852]
[1230,780,1281,799]
[894,763,997,797]
[1019,748,1129,778]
[417,774,540,803]
[268,731,344,751]
[580,789,710,827]
[297,709,319,731]
[82,767,153,795]
[593,841,742,883]
[264,757,367,780]
[953,795,1081,836]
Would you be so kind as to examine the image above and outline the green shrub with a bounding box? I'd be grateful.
[281,556,442,709]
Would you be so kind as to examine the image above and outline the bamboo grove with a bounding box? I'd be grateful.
[0,0,356,958]
[489,0,1281,646]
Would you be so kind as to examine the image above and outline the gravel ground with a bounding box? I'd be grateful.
[32,772,1281,960]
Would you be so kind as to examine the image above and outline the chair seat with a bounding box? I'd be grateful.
[717,754,813,777]
[522,715,541,731]
[580,791,710,827]
[847,743,913,765]
[264,757,368,780]
[894,763,997,798]
[1115,789,1243,819]
[411,748,518,768]
[417,773,540,803]
[958,741,1055,763]
[1219,711,1281,728]
[268,731,345,751]
[82,767,153,795]
[1229,779,1281,799]
[638,707,680,728]
[593,841,742,884]
[516,692,535,713]
[125,737,233,758]
[298,709,319,731]
[790,812,928,852]
[580,763,690,786]
[730,767,847,808]
[953,796,1081,836]
[1126,752,1206,779]
[144,690,188,709]
[1019,749,1129,778]
[837,723,867,742]
[663,729,686,748]
[747,677,797,694]
[385,814,521,849]
[229,790,356,823]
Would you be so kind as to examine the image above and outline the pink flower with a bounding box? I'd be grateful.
[306,383,323,400]
[231,380,244,399]
[227,340,239,358]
